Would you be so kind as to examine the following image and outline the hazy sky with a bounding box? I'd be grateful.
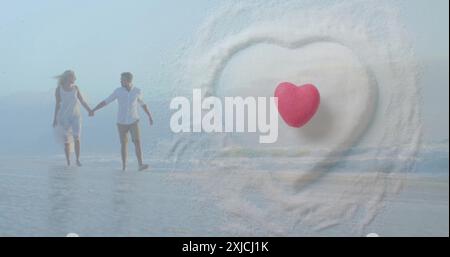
[0,0,220,97]
[0,0,448,141]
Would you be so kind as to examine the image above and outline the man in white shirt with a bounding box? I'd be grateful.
[92,72,153,171]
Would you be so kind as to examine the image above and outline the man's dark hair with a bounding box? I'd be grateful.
[121,72,133,82]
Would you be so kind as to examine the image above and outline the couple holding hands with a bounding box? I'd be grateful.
[53,70,153,171]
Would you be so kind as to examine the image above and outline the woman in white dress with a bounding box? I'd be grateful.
[52,70,93,166]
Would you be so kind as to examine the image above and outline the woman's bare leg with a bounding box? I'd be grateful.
[64,143,71,166]
[74,138,82,167]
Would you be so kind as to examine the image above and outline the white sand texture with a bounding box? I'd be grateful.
[169,0,423,235]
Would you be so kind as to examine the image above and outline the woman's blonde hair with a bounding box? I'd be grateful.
[55,70,75,87]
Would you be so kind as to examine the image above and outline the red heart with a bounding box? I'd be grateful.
[275,82,320,128]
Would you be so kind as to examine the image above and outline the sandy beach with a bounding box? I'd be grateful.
[0,155,447,237]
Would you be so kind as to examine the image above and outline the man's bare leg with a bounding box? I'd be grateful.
[74,138,82,167]
[121,141,128,171]
[64,143,71,166]
[134,140,148,171]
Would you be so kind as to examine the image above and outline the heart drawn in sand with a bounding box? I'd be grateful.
[275,82,320,128]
